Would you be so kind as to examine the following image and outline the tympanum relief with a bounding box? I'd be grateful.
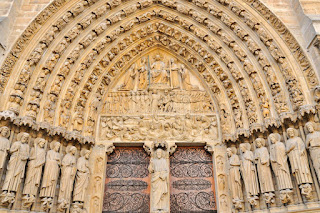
[99,51,217,143]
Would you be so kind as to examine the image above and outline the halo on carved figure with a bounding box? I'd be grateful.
[66,145,77,154]
[80,149,91,157]
[305,121,317,133]
[17,132,30,142]
[34,137,47,147]
[286,127,299,138]
[255,137,266,147]
[0,126,10,138]
[239,142,251,152]
[49,140,60,150]
[268,132,281,144]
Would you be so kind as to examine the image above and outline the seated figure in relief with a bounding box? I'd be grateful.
[151,54,169,85]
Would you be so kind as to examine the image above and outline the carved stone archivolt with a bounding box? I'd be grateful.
[1,0,320,212]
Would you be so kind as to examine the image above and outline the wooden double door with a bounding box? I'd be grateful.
[102,147,217,213]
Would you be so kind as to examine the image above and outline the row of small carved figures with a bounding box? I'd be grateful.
[226,123,320,210]
[0,127,90,212]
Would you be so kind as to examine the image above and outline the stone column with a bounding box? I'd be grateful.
[85,143,115,213]
[205,142,232,213]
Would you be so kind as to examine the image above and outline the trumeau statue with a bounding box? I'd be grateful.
[40,141,61,210]
[254,138,275,204]
[58,146,77,212]
[286,128,313,199]
[1,132,30,205]
[148,145,169,213]
[239,143,259,206]
[305,122,320,182]
[22,138,46,208]
[226,147,243,209]
[0,126,10,171]
[269,133,293,204]
[73,149,91,203]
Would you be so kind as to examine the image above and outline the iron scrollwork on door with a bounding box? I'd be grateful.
[170,147,217,212]
[103,147,150,213]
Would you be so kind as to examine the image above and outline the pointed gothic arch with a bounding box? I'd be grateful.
[1,0,320,212]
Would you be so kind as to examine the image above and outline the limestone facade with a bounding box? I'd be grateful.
[1,0,320,212]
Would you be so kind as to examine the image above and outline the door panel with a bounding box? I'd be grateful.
[103,147,150,213]
[170,147,217,213]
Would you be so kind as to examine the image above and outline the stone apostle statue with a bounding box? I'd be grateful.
[305,122,320,182]
[239,143,259,206]
[73,149,90,203]
[226,147,243,209]
[40,141,61,210]
[22,138,46,207]
[148,148,169,212]
[1,132,30,205]
[58,146,77,211]
[0,126,10,171]
[254,138,275,204]
[286,128,313,199]
[269,133,293,204]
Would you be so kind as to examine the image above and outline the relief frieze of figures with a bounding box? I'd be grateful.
[100,114,218,142]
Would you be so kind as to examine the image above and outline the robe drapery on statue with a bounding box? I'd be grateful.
[58,146,77,207]
[269,133,293,190]
[254,138,275,193]
[286,128,313,185]
[120,64,137,90]
[227,147,243,201]
[40,141,61,198]
[2,132,30,192]
[148,148,169,211]
[305,122,320,181]
[151,55,169,85]
[73,150,90,202]
[23,138,46,196]
[170,59,181,89]
[0,126,10,170]
[138,57,148,90]
[240,143,259,197]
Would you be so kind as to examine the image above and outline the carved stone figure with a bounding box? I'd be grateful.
[22,138,46,208]
[239,143,259,206]
[0,126,10,171]
[73,150,91,203]
[1,132,30,205]
[138,57,148,90]
[180,64,196,90]
[58,146,77,212]
[254,138,275,204]
[286,128,313,199]
[148,148,169,212]
[226,147,243,209]
[170,59,181,89]
[269,133,293,204]
[119,64,137,90]
[305,122,320,182]
[40,141,61,210]
[151,54,169,85]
